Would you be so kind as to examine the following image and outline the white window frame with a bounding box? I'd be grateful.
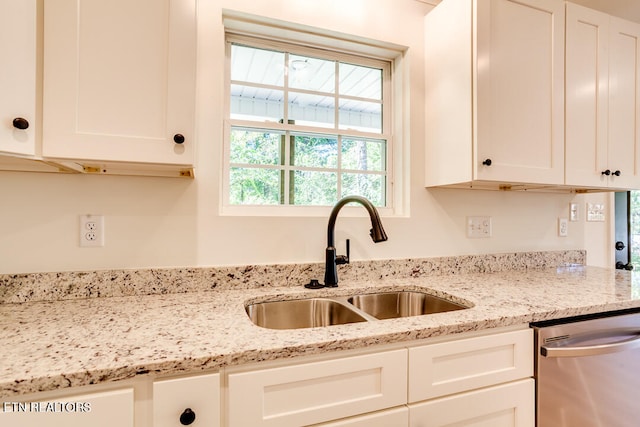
[220,11,409,218]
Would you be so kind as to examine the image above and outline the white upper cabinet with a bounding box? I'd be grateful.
[0,0,36,158]
[42,0,196,169]
[608,16,640,189]
[425,0,565,189]
[566,4,640,190]
[565,3,610,187]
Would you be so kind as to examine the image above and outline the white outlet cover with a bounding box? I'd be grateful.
[558,217,568,237]
[80,214,104,247]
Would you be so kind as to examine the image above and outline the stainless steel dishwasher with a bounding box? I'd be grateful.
[533,310,640,427]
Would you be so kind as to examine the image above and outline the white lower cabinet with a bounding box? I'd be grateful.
[226,349,408,427]
[409,379,535,427]
[153,373,220,427]
[0,373,221,427]
[225,327,534,427]
[408,329,533,402]
[0,388,135,427]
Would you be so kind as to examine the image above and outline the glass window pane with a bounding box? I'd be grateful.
[230,128,283,165]
[341,138,386,171]
[230,167,281,205]
[292,134,338,168]
[289,92,335,128]
[339,63,382,100]
[230,84,284,122]
[289,54,335,93]
[291,170,337,205]
[231,45,284,86]
[339,99,382,133]
[341,173,385,206]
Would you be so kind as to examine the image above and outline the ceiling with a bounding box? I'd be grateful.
[418,0,640,24]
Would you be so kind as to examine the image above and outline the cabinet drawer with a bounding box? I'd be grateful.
[409,378,534,427]
[153,373,220,427]
[409,329,533,402]
[227,349,407,427]
[0,388,134,427]
[315,406,409,427]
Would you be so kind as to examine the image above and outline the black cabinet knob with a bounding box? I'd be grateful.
[616,241,626,251]
[179,408,196,425]
[173,134,185,144]
[482,159,492,166]
[12,117,29,130]
[601,169,611,176]
[613,170,621,176]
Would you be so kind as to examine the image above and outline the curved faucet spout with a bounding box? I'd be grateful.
[327,196,388,247]
[322,195,388,287]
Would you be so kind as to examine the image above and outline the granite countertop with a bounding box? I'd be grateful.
[2,261,640,398]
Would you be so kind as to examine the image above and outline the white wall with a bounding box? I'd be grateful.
[0,0,607,274]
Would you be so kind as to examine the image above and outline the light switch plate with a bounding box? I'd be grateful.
[467,216,492,238]
[587,203,605,222]
[570,203,579,221]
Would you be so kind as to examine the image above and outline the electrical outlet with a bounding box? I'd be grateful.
[80,214,104,247]
[558,217,568,237]
[467,216,492,238]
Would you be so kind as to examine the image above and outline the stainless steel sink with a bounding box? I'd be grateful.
[348,291,468,319]
[246,291,470,329]
[245,298,369,330]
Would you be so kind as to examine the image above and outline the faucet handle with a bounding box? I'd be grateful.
[336,239,350,265]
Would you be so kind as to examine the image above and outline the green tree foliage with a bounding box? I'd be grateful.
[631,191,640,266]
[229,128,386,206]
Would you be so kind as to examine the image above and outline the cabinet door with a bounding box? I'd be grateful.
[475,0,564,185]
[0,0,36,157]
[409,379,534,427]
[565,3,610,187]
[153,373,220,427]
[42,0,196,165]
[227,349,407,427]
[0,388,134,427]
[408,329,533,403]
[608,17,640,189]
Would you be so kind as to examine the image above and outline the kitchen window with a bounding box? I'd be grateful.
[222,21,404,215]
[616,191,640,270]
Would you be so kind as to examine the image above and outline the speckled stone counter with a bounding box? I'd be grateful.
[4,250,640,398]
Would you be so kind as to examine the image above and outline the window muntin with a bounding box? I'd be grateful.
[225,36,391,208]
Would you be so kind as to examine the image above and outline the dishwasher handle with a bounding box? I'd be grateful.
[541,333,640,358]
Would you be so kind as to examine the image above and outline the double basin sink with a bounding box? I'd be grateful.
[246,291,470,330]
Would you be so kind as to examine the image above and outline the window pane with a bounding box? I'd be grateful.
[341,173,385,206]
[230,84,284,122]
[288,92,335,128]
[226,37,391,210]
[230,128,282,165]
[341,138,386,171]
[231,45,284,86]
[292,134,338,168]
[339,63,382,100]
[291,170,337,205]
[230,167,281,205]
[289,54,335,93]
[339,99,382,133]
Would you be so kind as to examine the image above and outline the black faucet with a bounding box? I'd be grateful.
[306,195,388,289]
